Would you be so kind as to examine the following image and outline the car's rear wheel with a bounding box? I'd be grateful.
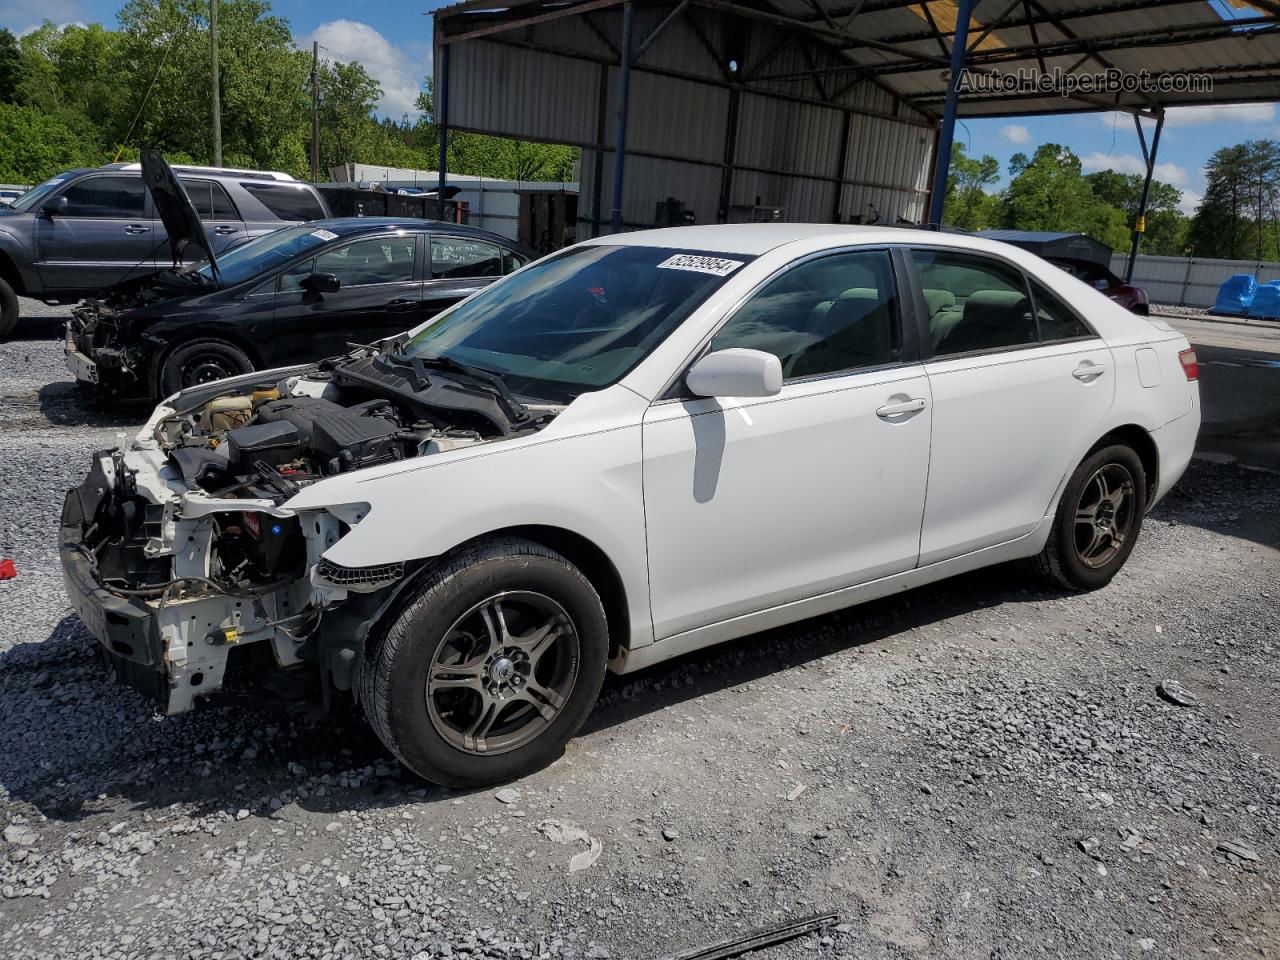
[360,537,609,787]
[0,276,19,340]
[155,338,253,399]
[1034,443,1147,591]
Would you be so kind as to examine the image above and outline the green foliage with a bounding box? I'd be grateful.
[0,102,100,182]
[942,142,999,231]
[1085,170,1188,256]
[1189,140,1280,260]
[997,144,1129,250]
[3,5,578,189]
[0,28,19,104]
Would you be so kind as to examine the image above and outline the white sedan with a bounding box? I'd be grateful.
[60,224,1200,786]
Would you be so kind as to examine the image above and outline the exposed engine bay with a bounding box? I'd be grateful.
[60,352,559,714]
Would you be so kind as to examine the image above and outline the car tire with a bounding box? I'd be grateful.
[155,338,253,399]
[1034,443,1147,591]
[360,537,609,787]
[0,276,19,340]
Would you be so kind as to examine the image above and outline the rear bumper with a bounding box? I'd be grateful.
[1150,389,1201,509]
[59,489,170,705]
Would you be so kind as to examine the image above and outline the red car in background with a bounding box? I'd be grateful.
[975,230,1151,315]
[1051,258,1151,315]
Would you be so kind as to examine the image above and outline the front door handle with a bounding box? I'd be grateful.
[876,398,927,419]
[124,224,150,235]
[387,298,418,310]
[1073,361,1107,382]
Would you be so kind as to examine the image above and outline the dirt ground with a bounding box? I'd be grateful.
[1,304,1277,960]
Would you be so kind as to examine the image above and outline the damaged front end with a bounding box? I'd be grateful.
[65,279,169,390]
[60,356,554,714]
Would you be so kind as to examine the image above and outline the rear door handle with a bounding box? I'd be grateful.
[876,398,927,419]
[1073,361,1107,382]
[387,298,418,309]
[124,224,150,235]
[213,225,238,235]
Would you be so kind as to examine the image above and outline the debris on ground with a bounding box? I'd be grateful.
[1156,679,1200,707]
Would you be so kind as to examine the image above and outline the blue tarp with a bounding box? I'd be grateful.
[1246,282,1280,320]
[1212,274,1257,315]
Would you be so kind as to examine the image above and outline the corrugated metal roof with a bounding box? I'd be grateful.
[437,0,1280,117]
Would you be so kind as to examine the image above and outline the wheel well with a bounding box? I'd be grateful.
[149,331,262,393]
[470,525,631,658]
[0,250,23,295]
[1092,425,1158,501]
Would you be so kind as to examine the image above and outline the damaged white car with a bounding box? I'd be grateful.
[60,224,1200,786]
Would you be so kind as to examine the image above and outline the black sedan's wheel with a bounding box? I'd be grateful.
[156,338,253,399]
[0,276,19,340]
[361,537,609,787]
[1034,443,1147,591]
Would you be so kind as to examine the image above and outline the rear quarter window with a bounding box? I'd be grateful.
[241,183,326,221]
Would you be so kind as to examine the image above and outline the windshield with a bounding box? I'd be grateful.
[401,244,752,403]
[192,224,338,285]
[8,175,73,212]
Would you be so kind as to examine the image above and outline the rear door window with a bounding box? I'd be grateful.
[911,250,1037,356]
[60,176,146,218]
[431,237,503,279]
[242,183,326,221]
[181,178,239,220]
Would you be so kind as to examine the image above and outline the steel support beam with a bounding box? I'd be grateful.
[1126,111,1164,283]
[928,0,979,226]
[718,86,741,222]
[610,0,635,233]
[437,41,450,221]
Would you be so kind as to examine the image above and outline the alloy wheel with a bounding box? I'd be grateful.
[425,591,580,756]
[1073,463,1136,569]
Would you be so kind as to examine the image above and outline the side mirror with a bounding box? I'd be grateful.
[42,196,68,218]
[686,348,782,399]
[301,272,341,294]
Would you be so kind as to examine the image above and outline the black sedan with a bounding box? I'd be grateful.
[66,217,534,399]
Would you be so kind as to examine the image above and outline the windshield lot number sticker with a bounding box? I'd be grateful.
[310,229,339,241]
[657,254,744,276]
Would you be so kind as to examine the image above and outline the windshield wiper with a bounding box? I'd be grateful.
[386,350,529,423]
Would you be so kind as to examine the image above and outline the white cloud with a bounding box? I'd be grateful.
[1001,124,1031,145]
[1080,151,1189,186]
[1177,190,1202,216]
[300,21,424,119]
[1098,103,1277,129]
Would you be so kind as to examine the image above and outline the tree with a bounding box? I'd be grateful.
[1085,170,1189,257]
[998,144,1129,250]
[1189,143,1256,259]
[0,28,19,104]
[943,141,999,230]
[0,103,98,182]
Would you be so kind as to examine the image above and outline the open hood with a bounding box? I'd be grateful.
[141,149,218,278]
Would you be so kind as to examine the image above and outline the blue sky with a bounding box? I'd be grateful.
[3,0,1277,214]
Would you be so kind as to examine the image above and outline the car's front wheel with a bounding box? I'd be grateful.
[360,537,609,787]
[1034,442,1148,591]
[0,276,19,340]
[155,338,254,399]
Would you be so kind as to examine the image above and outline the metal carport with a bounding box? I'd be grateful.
[431,0,1280,264]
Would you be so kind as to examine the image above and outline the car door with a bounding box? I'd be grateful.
[641,248,933,640]
[422,235,522,322]
[173,178,246,263]
[909,247,1114,565]
[271,233,423,359]
[34,174,155,292]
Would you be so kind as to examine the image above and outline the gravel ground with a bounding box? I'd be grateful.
[1,302,1278,960]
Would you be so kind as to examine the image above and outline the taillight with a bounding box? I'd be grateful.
[1178,348,1199,381]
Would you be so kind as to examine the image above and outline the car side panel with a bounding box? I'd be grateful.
[285,387,656,651]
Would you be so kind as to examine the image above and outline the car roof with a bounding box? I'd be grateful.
[304,217,519,246]
[577,223,1044,259]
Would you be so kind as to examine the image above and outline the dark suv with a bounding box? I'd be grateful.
[0,163,330,337]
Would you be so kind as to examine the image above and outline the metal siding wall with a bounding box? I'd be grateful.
[734,93,842,180]
[624,70,729,163]
[1110,254,1280,308]
[449,41,600,145]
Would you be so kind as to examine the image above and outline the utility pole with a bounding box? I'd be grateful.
[210,0,222,166]
[310,41,321,182]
